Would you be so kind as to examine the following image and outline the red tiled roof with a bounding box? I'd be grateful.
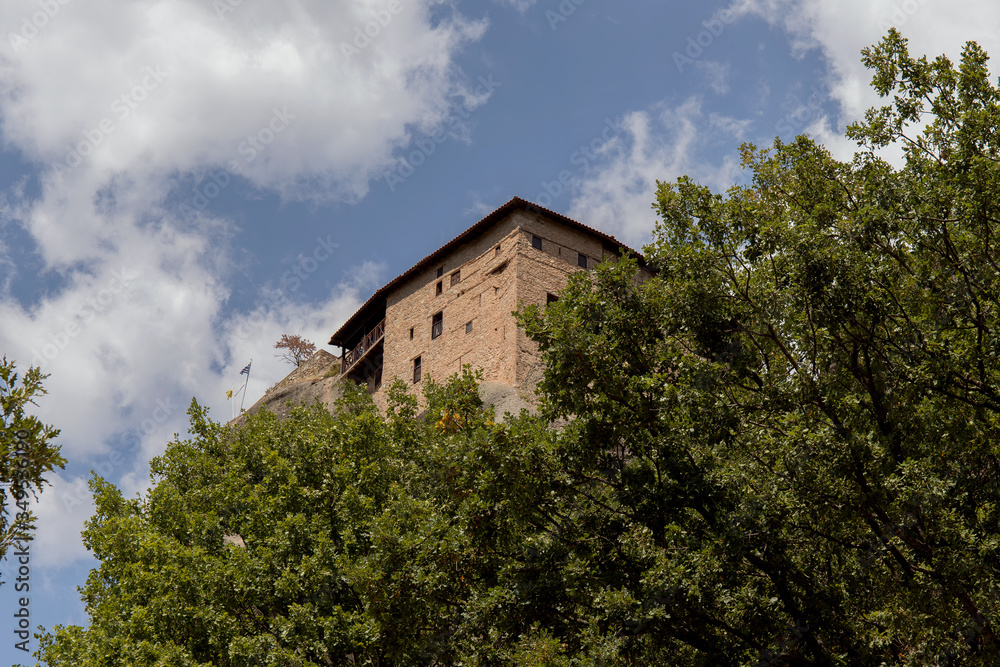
[329,197,644,347]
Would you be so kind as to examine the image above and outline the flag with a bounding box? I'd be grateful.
[240,362,251,376]
[226,388,233,400]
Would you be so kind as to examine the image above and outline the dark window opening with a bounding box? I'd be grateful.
[546,293,558,306]
[432,311,443,339]
[451,270,461,287]
[578,253,588,269]
[531,235,542,251]
[466,321,472,333]
[436,281,443,295]
[409,327,414,340]
[413,356,422,383]
[436,267,443,278]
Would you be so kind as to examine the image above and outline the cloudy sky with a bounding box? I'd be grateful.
[1,0,998,659]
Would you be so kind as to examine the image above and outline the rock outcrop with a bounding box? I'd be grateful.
[236,350,537,424]
[239,350,344,421]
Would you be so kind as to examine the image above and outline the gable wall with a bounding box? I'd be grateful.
[376,209,624,408]
[380,213,523,405]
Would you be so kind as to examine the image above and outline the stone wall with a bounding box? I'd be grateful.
[380,215,522,405]
[376,209,607,408]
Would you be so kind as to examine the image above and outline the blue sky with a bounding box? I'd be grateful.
[1,0,998,660]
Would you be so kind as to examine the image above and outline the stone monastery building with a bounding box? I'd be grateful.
[327,197,647,406]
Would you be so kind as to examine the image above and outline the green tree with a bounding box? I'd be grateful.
[0,358,64,574]
[35,373,570,666]
[35,384,388,666]
[514,29,1000,664]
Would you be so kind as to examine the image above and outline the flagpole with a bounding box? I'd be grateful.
[239,359,252,413]
[231,385,245,420]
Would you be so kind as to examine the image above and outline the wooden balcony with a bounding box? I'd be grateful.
[341,318,385,376]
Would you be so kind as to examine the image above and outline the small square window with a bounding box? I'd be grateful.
[532,235,542,251]
[432,311,443,339]
[409,327,414,340]
[466,321,472,334]
[413,356,422,383]
[436,267,443,278]
[546,293,558,306]
[436,281,443,295]
[578,253,588,269]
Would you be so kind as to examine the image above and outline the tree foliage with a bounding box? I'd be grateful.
[32,31,1000,665]
[0,358,64,574]
[274,334,317,368]
[517,29,1000,663]
[35,374,571,666]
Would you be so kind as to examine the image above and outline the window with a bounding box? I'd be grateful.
[409,327,414,340]
[495,244,501,257]
[531,235,542,250]
[436,267,443,278]
[546,293,558,306]
[466,321,472,333]
[451,270,461,287]
[413,356,421,383]
[578,253,588,269]
[432,311,443,339]
[436,281,443,295]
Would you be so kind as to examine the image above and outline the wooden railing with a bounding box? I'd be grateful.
[341,318,385,375]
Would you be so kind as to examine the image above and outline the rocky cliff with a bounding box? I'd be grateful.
[238,350,536,423]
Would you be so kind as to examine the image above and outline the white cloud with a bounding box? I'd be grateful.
[1,251,371,454]
[694,60,732,95]
[567,97,746,246]
[493,0,537,12]
[31,474,96,569]
[731,0,1000,159]
[0,0,486,576]
[5,0,485,167]
[566,0,1000,248]
[1,0,488,266]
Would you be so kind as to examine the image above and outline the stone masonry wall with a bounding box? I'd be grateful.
[513,210,612,395]
[376,208,613,408]
[379,214,523,407]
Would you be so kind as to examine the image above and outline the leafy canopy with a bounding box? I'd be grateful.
[1,358,64,574]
